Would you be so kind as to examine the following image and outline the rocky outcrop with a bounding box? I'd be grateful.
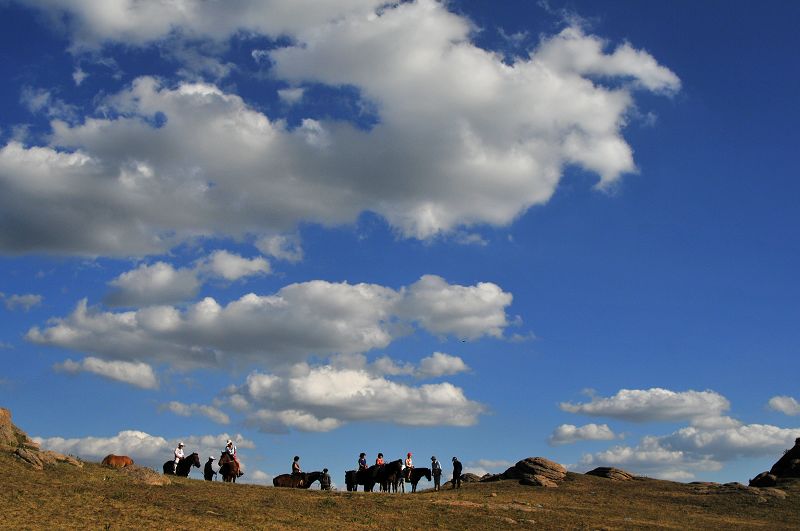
[749,437,800,487]
[460,473,482,483]
[481,457,567,488]
[585,467,636,481]
[1,407,82,470]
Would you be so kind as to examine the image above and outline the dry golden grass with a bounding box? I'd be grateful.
[2,452,798,530]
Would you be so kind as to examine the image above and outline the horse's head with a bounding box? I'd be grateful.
[190,452,201,467]
[423,468,432,481]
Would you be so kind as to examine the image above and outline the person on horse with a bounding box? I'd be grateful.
[375,452,384,466]
[404,452,414,481]
[292,455,301,475]
[224,439,243,477]
[173,442,184,474]
[204,456,217,481]
[431,456,442,491]
[358,452,368,471]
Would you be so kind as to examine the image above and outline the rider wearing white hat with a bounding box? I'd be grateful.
[173,442,185,474]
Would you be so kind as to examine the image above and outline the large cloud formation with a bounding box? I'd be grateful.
[27,275,512,368]
[1,0,679,256]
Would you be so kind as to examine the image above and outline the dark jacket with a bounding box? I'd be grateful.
[452,459,462,477]
[204,460,216,481]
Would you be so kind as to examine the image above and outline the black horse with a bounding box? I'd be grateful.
[381,460,404,492]
[272,471,324,488]
[400,467,432,493]
[163,452,201,476]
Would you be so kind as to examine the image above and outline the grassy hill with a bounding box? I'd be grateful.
[3,451,800,530]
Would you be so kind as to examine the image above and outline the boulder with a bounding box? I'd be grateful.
[460,473,482,483]
[484,457,567,487]
[749,472,777,488]
[585,467,636,481]
[769,438,800,478]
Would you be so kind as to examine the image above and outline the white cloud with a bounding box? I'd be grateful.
[105,261,200,306]
[548,423,618,445]
[560,388,730,423]
[768,395,800,416]
[240,363,484,432]
[417,352,469,378]
[72,67,88,86]
[28,276,513,368]
[277,87,305,105]
[255,234,304,263]
[200,250,270,281]
[54,356,158,389]
[249,469,273,485]
[162,401,230,424]
[1,1,677,257]
[1,292,43,311]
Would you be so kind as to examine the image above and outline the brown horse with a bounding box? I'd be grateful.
[272,471,323,488]
[101,454,134,468]
[218,452,240,483]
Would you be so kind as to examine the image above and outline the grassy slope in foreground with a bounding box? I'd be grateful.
[2,453,799,530]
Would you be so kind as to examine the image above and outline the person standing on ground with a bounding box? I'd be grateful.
[204,456,217,481]
[431,456,442,491]
[451,457,462,489]
[320,468,332,490]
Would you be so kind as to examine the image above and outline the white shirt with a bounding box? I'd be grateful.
[174,447,185,461]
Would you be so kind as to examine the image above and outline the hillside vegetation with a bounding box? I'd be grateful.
[4,451,800,530]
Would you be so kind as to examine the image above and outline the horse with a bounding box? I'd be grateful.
[218,452,240,483]
[162,452,201,476]
[272,471,324,489]
[381,460,403,492]
[101,454,134,468]
[404,467,431,493]
[345,470,359,491]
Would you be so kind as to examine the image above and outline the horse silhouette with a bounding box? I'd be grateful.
[162,452,200,476]
[218,452,240,483]
[101,454,134,468]
[381,460,403,492]
[401,467,432,493]
[272,471,324,488]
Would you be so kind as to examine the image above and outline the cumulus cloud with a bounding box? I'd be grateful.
[1,1,678,256]
[28,275,512,368]
[34,429,254,471]
[417,352,470,378]
[105,262,200,306]
[255,234,304,263]
[768,395,800,416]
[548,423,618,445]
[560,388,730,423]
[162,401,230,424]
[54,357,158,389]
[238,363,484,433]
[1,292,43,311]
[199,250,270,281]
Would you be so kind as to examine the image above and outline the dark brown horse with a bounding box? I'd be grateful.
[272,471,324,488]
[101,454,134,468]
[381,460,403,492]
[218,452,240,483]
[162,452,201,476]
[401,467,432,493]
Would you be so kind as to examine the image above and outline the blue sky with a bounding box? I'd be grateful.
[1,0,799,486]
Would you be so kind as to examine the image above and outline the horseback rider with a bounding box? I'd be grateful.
[204,456,217,481]
[224,439,244,477]
[431,456,442,491]
[292,455,301,475]
[173,442,184,474]
[375,452,384,466]
[404,452,414,481]
[358,452,368,471]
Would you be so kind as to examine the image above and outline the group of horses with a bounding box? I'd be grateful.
[101,453,432,492]
[101,451,241,483]
[344,459,432,493]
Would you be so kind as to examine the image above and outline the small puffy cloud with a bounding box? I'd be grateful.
[240,363,485,432]
[255,234,304,263]
[548,423,618,445]
[768,395,800,416]
[560,388,730,423]
[249,469,273,485]
[200,250,270,281]
[417,352,469,378]
[54,357,158,389]
[28,276,512,368]
[1,293,43,311]
[105,262,200,306]
[277,87,305,104]
[162,401,230,424]
[73,67,88,86]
